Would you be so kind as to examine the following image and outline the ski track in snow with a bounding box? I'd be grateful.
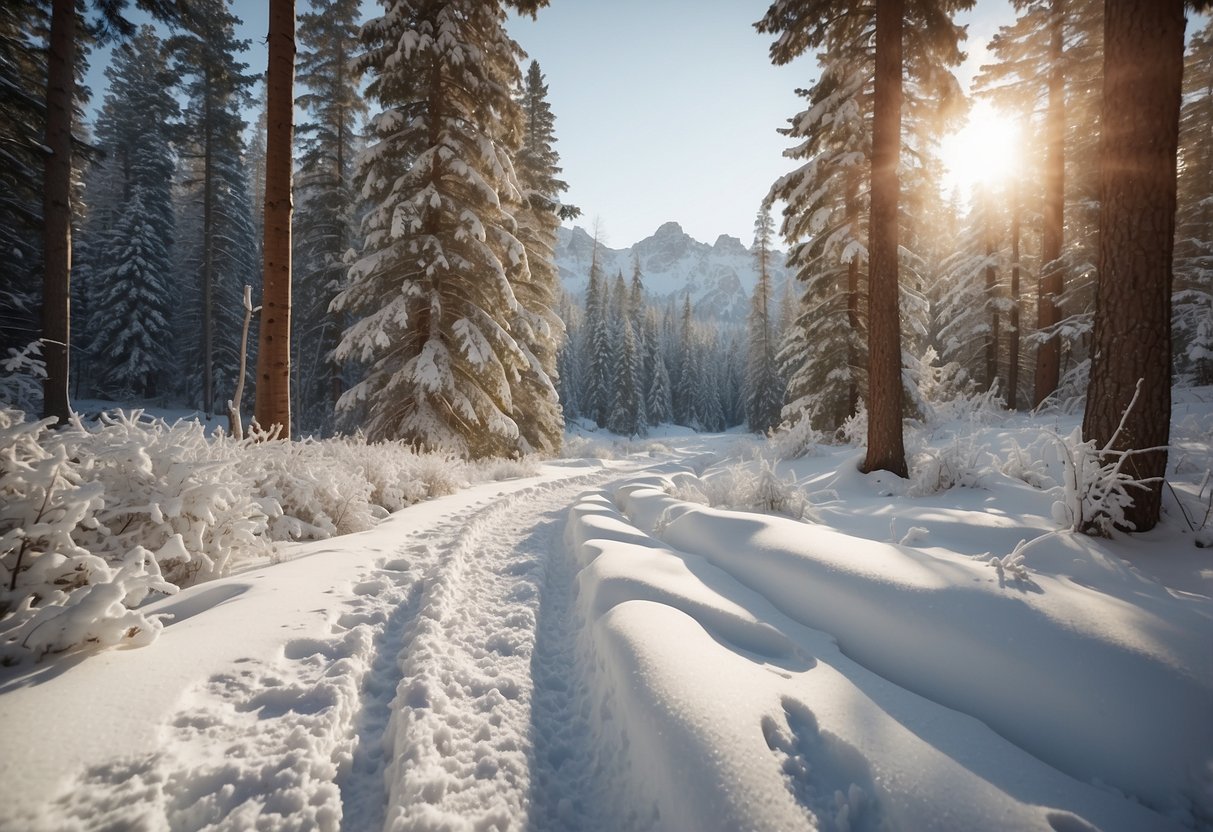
[25,465,633,832]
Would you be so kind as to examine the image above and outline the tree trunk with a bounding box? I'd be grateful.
[1034,0,1066,407]
[255,0,295,437]
[863,0,907,478]
[1081,0,1184,533]
[984,189,1000,393]
[40,0,75,425]
[1008,179,1021,410]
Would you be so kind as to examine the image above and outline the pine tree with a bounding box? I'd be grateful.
[643,309,673,424]
[607,316,645,436]
[291,0,366,434]
[745,205,783,432]
[1173,20,1213,384]
[254,0,296,436]
[75,25,178,400]
[555,290,581,420]
[1081,0,1188,532]
[0,2,50,368]
[335,0,534,455]
[510,59,575,453]
[169,0,259,416]
[673,294,697,426]
[579,237,612,427]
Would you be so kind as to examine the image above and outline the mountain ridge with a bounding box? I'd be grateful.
[554,222,790,322]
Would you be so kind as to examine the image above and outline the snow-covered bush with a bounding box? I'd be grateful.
[0,409,178,662]
[68,411,277,585]
[768,416,824,460]
[909,436,994,496]
[673,462,811,521]
[839,402,867,447]
[907,347,1005,426]
[1000,436,1057,490]
[0,341,46,414]
[1049,387,1163,535]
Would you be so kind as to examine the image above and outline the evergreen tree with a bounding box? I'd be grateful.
[0,2,50,367]
[509,59,575,453]
[76,25,178,399]
[579,237,612,427]
[643,309,673,424]
[745,205,784,433]
[292,0,366,433]
[607,316,645,436]
[1081,0,1188,533]
[1173,20,1213,384]
[335,0,535,455]
[555,290,582,420]
[673,294,697,426]
[169,0,259,415]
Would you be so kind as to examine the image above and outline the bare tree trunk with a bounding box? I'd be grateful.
[40,0,75,425]
[1008,179,1021,410]
[1034,0,1066,407]
[255,0,295,438]
[228,286,256,441]
[863,0,907,478]
[1081,0,1184,533]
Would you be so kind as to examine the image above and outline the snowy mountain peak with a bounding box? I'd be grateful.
[555,223,789,322]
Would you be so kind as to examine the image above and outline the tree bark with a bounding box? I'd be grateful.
[40,0,75,425]
[1081,0,1184,533]
[863,0,907,478]
[1033,0,1066,407]
[255,0,295,437]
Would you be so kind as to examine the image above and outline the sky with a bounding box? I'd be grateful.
[85,1,1026,248]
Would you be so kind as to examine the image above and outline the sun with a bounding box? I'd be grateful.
[940,101,1025,195]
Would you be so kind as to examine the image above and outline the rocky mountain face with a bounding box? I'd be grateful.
[553,222,790,322]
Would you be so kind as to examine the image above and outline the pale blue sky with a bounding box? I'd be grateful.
[85,1,1025,247]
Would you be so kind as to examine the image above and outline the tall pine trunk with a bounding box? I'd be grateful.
[41,0,75,424]
[863,0,907,478]
[1008,180,1021,410]
[256,0,295,436]
[846,166,861,420]
[1034,0,1065,407]
[1081,0,1184,533]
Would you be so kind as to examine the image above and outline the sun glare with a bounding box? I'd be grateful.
[940,101,1024,196]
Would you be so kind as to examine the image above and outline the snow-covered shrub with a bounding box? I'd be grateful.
[1,546,176,662]
[1049,387,1162,535]
[839,401,867,447]
[1000,436,1057,490]
[909,436,994,496]
[68,411,277,585]
[907,347,1004,426]
[767,417,824,460]
[0,409,178,662]
[475,457,541,481]
[401,448,468,499]
[246,437,377,540]
[678,462,811,520]
[0,341,45,414]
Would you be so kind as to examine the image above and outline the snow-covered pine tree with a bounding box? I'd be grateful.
[977,0,1104,405]
[0,2,50,368]
[643,308,672,424]
[1173,20,1213,384]
[607,316,645,437]
[335,0,538,455]
[673,294,697,426]
[745,205,784,433]
[292,0,366,434]
[579,238,612,427]
[168,0,259,415]
[555,289,581,421]
[509,59,575,453]
[76,25,178,400]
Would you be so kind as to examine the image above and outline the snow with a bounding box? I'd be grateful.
[2,405,1212,831]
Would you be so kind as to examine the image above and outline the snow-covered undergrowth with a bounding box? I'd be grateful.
[0,407,535,663]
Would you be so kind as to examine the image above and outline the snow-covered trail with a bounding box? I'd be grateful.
[0,455,677,832]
